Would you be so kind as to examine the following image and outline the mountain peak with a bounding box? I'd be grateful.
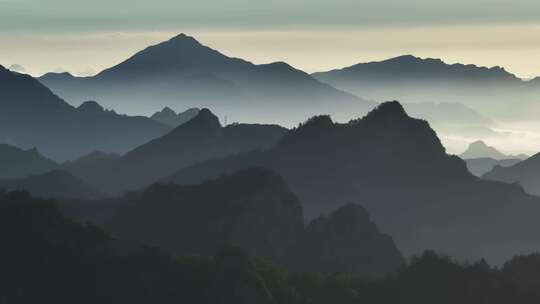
[174,108,221,132]
[161,106,175,114]
[78,101,105,113]
[163,33,203,48]
[460,140,507,160]
[364,101,409,121]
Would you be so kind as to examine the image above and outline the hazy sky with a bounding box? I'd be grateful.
[1,0,540,77]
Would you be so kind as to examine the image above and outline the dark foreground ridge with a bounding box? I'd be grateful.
[5,190,540,303]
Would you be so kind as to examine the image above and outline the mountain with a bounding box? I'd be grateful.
[459,140,528,160]
[0,191,285,304]
[104,167,402,276]
[465,158,522,176]
[38,34,374,126]
[166,101,540,263]
[460,140,507,160]
[0,144,58,179]
[0,170,102,199]
[483,153,540,196]
[312,55,538,120]
[150,107,200,127]
[283,203,403,278]
[65,109,288,194]
[108,168,305,259]
[0,65,170,160]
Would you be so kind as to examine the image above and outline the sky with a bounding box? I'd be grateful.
[1,0,540,78]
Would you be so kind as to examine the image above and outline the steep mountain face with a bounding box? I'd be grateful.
[0,170,102,199]
[108,168,305,260]
[483,153,540,196]
[38,34,374,126]
[465,158,522,176]
[150,107,200,127]
[0,144,58,179]
[167,101,540,263]
[65,109,287,194]
[313,55,538,120]
[0,66,170,160]
[284,204,403,278]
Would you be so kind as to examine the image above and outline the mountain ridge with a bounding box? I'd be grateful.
[165,101,540,263]
[38,34,374,126]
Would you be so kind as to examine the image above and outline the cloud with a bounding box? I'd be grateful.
[8,64,26,73]
[1,0,540,32]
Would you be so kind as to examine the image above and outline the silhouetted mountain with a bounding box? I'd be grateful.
[460,140,507,159]
[483,153,540,196]
[0,66,170,160]
[459,140,527,160]
[102,168,402,276]
[11,191,540,303]
[315,55,518,84]
[0,144,58,179]
[167,101,540,263]
[0,170,102,199]
[66,109,287,193]
[313,55,538,120]
[284,203,403,278]
[38,34,374,126]
[108,168,305,260]
[465,158,522,176]
[150,107,200,127]
[0,191,287,304]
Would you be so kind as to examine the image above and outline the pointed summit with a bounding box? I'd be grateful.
[186,108,221,129]
[168,33,201,45]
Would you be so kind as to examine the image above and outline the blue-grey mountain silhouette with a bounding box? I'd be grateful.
[105,167,402,276]
[0,170,101,199]
[38,34,374,126]
[0,144,58,179]
[283,203,403,278]
[483,153,540,196]
[150,107,200,127]
[65,109,287,194]
[313,55,539,120]
[0,65,170,160]
[465,157,522,176]
[460,140,528,160]
[166,101,540,263]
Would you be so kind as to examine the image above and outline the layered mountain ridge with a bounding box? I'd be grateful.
[38,34,374,126]
[165,101,540,263]
[0,66,169,160]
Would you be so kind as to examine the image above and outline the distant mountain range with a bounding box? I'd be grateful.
[150,107,200,127]
[39,34,374,126]
[65,109,287,194]
[0,144,58,179]
[313,55,540,120]
[484,153,540,196]
[0,65,170,160]
[460,140,528,160]
[164,101,540,263]
[465,158,522,177]
[0,170,101,200]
